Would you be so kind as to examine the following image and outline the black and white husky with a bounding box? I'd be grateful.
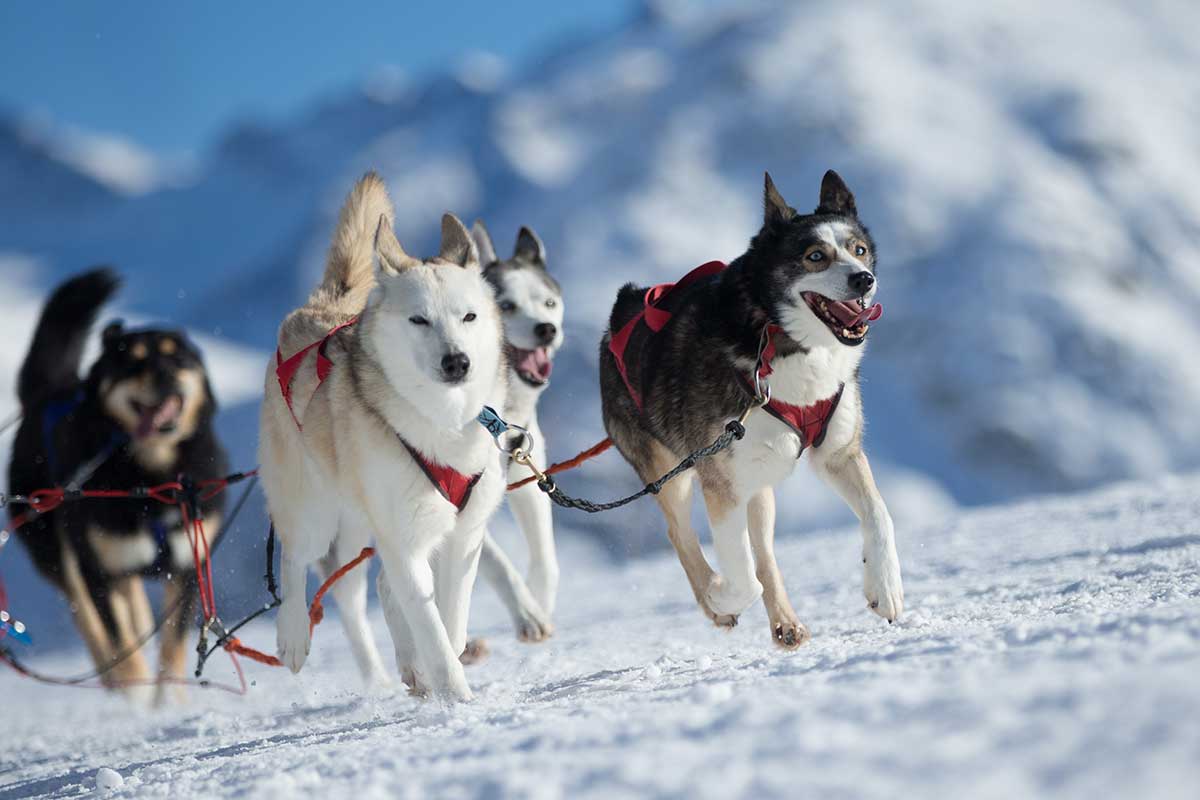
[599,171,903,649]
[468,222,564,646]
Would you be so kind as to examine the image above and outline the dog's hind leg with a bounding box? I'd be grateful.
[273,499,338,674]
[116,575,154,643]
[476,530,553,644]
[318,523,390,687]
[640,441,731,625]
[747,488,809,649]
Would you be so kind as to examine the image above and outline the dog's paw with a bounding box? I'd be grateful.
[423,661,474,703]
[704,573,762,617]
[276,601,311,674]
[460,638,490,666]
[513,600,554,644]
[710,612,739,629]
[863,543,904,623]
[770,615,811,650]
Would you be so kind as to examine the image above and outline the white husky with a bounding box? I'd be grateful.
[258,172,507,701]
[466,221,565,647]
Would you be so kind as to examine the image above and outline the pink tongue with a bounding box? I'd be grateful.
[518,348,552,380]
[135,396,182,438]
[828,301,883,327]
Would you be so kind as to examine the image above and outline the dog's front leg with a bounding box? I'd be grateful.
[434,527,485,660]
[811,441,904,623]
[374,539,472,702]
[506,428,558,615]
[747,488,809,648]
[477,531,553,642]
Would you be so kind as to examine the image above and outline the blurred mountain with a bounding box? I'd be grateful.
[4,0,1200,639]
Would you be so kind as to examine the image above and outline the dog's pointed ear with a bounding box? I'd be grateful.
[514,226,546,266]
[471,220,498,267]
[374,214,416,276]
[816,169,857,216]
[440,213,479,268]
[763,171,795,226]
[102,320,125,349]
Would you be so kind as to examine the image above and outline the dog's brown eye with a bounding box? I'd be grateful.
[807,251,825,262]
[463,312,477,323]
[545,299,557,309]
[409,316,429,326]
[499,301,516,313]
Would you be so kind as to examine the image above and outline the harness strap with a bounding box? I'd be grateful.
[399,439,482,512]
[275,316,359,430]
[608,260,727,409]
[752,380,844,454]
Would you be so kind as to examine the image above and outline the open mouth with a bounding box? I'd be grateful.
[801,292,882,346]
[508,345,553,387]
[129,394,183,438]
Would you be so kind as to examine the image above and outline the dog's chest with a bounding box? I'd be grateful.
[86,510,198,575]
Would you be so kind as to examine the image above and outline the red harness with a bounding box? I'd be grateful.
[275,318,481,512]
[607,261,843,453]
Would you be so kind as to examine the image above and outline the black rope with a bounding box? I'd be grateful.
[0,475,259,685]
[536,420,746,513]
[194,521,282,675]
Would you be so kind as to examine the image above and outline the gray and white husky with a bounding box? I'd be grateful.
[259,173,507,701]
[598,170,904,649]
[467,221,564,646]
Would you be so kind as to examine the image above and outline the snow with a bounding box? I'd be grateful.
[3,475,1198,799]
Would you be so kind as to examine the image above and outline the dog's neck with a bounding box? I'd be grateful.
[349,325,497,471]
[504,363,549,428]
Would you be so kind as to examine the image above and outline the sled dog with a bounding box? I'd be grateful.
[259,173,507,700]
[8,269,227,703]
[598,170,904,648]
[466,221,564,647]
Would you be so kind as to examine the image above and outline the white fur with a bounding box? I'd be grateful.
[259,202,508,702]
[477,259,564,637]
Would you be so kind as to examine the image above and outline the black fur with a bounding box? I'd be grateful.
[8,269,227,657]
[599,171,874,472]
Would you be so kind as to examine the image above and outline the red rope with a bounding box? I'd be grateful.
[507,437,614,491]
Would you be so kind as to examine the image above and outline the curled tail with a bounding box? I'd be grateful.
[18,268,120,409]
[319,171,395,307]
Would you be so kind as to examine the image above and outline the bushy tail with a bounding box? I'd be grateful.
[18,268,120,408]
[319,171,394,306]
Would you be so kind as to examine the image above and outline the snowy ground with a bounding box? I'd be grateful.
[2,474,1199,799]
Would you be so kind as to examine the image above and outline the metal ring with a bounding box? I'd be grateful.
[494,425,535,457]
[753,369,772,406]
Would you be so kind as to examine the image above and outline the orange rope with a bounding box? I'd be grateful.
[507,437,613,491]
[217,546,377,667]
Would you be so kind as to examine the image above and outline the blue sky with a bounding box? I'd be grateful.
[0,1,635,157]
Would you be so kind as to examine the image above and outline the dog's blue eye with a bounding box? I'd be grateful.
[855,245,867,256]
[409,316,429,326]
[545,299,557,309]
[463,312,477,323]
[807,251,825,262]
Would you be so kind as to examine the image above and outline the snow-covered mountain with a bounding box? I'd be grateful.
[3,0,1200,631]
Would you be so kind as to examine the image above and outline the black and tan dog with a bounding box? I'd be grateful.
[8,269,226,703]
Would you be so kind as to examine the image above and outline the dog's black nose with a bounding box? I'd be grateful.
[848,271,875,296]
[441,352,471,381]
[534,323,557,345]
